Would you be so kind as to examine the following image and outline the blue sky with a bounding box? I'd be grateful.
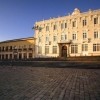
[0,0,100,41]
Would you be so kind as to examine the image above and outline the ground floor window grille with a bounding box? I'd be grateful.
[53,46,57,54]
[10,54,12,59]
[2,55,4,59]
[82,44,88,51]
[93,44,100,51]
[71,45,78,53]
[6,54,8,59]
[14,54,17,59]
[23,53,27,59]
[29,53,32,58]
[45,46,49,54]
[19,53,22,59]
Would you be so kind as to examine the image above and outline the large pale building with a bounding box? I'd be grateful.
[0,8,100,60]
[34,8,100,58]
[0,37,35,60]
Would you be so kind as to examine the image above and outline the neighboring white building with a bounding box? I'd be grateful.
[34,8,100,58]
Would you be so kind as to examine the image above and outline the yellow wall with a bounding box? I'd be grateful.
[0,38,35,60]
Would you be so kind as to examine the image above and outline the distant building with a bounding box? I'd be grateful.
[0,8,100,60]
[0,37,35,60]
[34,8,100,58]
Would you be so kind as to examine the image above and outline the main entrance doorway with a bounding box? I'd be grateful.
[62,46,67,57]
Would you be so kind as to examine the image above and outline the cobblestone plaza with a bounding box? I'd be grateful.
[0,66,100,100]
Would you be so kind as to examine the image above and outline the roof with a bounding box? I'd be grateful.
[35,8,100,24]
[0,37,36,43]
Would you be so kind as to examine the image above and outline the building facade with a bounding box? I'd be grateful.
[0,37,35,60]
[0,8,100,60]
[34,8,100,58]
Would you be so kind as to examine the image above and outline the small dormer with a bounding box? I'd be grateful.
[72,8,81,15]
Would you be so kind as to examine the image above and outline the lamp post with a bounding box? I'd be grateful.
[32,25,43,57]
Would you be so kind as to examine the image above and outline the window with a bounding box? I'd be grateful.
[52,46,57,54]
[10,46,12,50]
[14,54,17,59]
[2,54,4,60]
[71,45,78,53]
[72,21,76,27]
[94,17,98,24]
[45,46,49,54]
[23,45,27,51]
[9,54,12,59]
[0,47,1,52]
[19,53,22,59]
[29,53,32,58]
[72,34,76,40]
[93,44,100,51]
[5,54,8,59]
[65,23,67,28]
[46,26,49,31]
[38,25,42,32]
[65,35,67,40]
[53,36,57,42]
[29,45,32,50]
[53,25,57,30]
[29,45,32,48]
[94,31,98,39]
[39,28,42,32]
[5,46,8,51]
[61,35,64,40]
[19,46,22,51]
[83,19,87,26]
[46,36,49,42]
[24,53,27,59]
[61,23,64,29]
[82,44,88,51]
[61,34,67,40]
[38,46,42,54]
[83,32,87,39]
[2,46,4,51]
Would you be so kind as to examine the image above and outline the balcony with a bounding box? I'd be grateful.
[23,48,27,51]
[1,50,5,52]
[13,49,18,53]
[28,48,33,51]
[8,49,13,52]
[58,40,72,44]
[18,49,22,52]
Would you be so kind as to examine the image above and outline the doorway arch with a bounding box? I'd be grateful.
[62,46,67,57]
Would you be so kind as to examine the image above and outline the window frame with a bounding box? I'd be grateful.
[82,44,88,51]
[45,46,49,54]
[52,46,57,54]
[71,44,78,53]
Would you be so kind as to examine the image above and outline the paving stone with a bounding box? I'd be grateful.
[0,66,100,100]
